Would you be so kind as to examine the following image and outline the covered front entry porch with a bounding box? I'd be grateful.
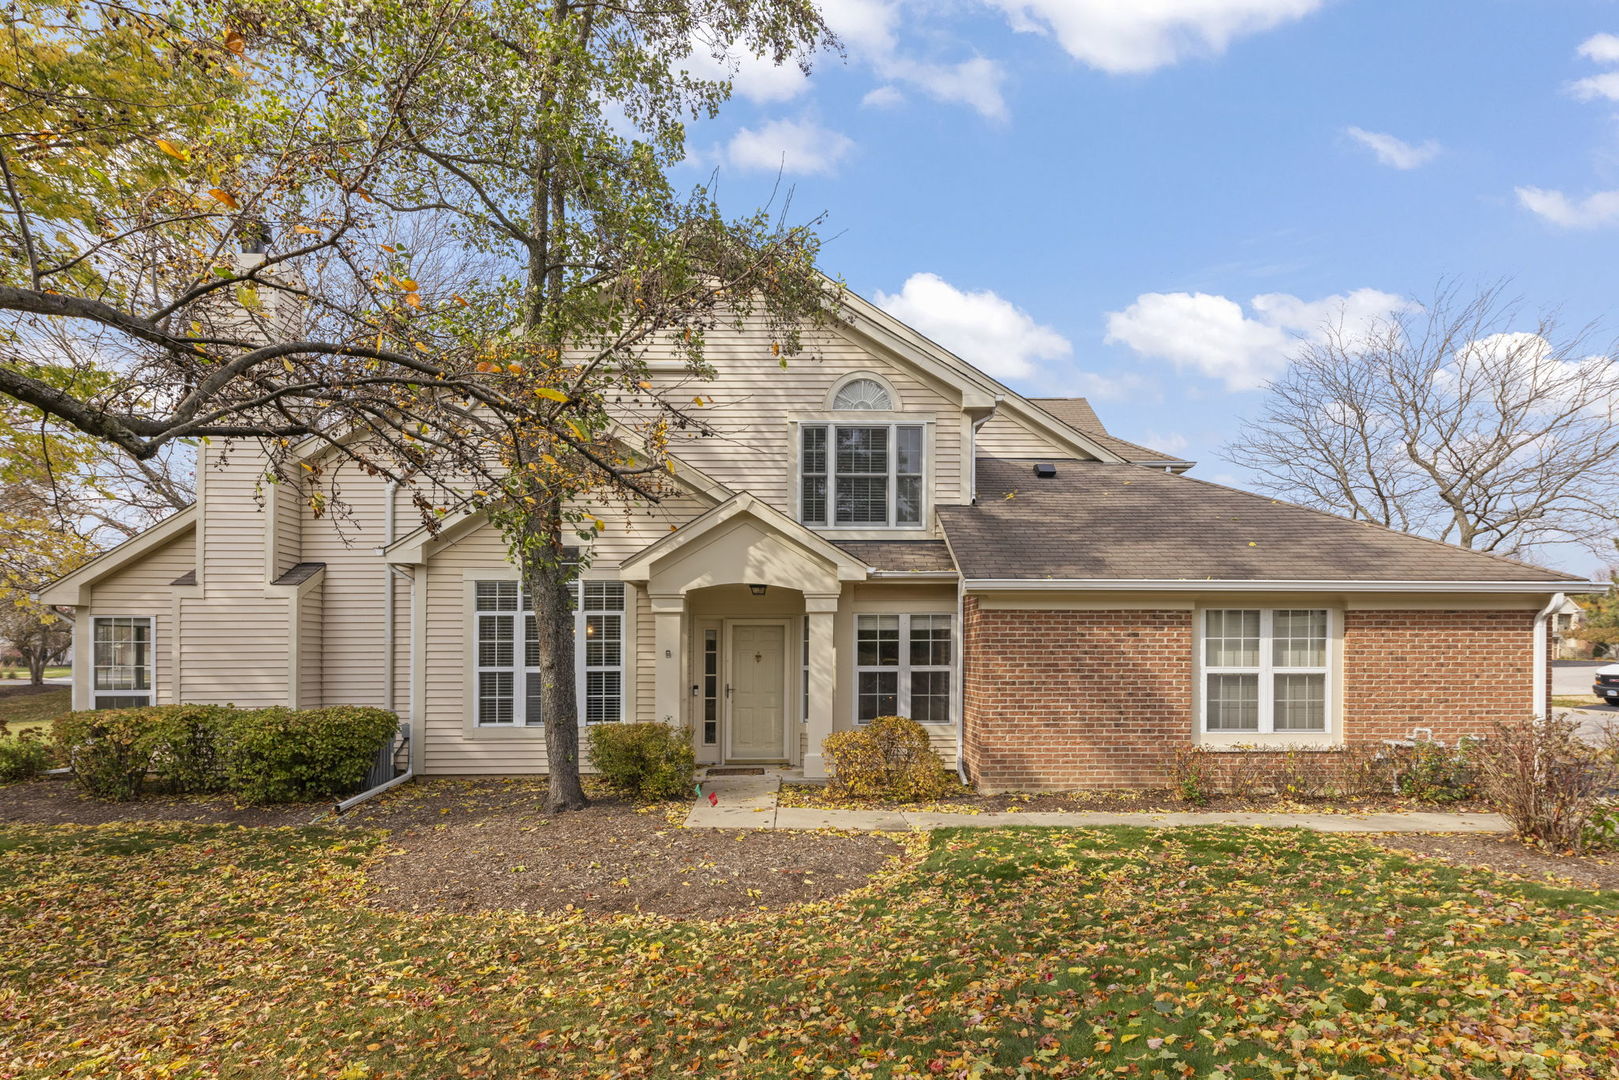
[620,493,868,778]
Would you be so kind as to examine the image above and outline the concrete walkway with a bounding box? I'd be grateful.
[685,772,1511,834]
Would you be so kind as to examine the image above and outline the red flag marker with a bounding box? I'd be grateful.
[707,790,718,806]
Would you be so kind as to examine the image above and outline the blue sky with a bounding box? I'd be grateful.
[677,0,1619,573]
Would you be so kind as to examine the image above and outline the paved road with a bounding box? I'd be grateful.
[1551,661,1618,743]
[1553,660,1611,698]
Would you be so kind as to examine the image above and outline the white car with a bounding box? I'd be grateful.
[1594,663,1619,704]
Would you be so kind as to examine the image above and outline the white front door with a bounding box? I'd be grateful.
[725,621,787,760]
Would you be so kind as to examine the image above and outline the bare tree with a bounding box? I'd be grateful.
[1227,284,1619,558]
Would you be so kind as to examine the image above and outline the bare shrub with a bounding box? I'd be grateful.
[1337,743,1393,797]
[1169,746,1210,805]
[1473,717,1619,851]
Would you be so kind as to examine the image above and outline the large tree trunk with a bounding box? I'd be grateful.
[25,648,45,687]
[520,491,589,813]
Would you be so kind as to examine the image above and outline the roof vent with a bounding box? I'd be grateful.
[1033,463,1057,479]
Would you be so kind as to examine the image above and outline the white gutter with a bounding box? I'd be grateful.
[967,396,1003,504]
[1533,591,1565,720]
[954,574,968,784]
[867,570,959,580]
[376,480,400,712]
[964,578,1605,594]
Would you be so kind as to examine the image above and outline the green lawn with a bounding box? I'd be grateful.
[0,687,70,732]
[0,824,1615,1078]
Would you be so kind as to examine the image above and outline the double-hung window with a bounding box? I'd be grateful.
[474,580,625,727]
[1201,609,1331,736]
[800,423,924,527]
[92,616,153,709]
[854,613,953,723]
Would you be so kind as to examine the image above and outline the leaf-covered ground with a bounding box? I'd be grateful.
[0,686,70,733]
[1,824,1616,1079]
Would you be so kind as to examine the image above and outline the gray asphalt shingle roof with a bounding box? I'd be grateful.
[834,540,956,572]
[939,458,1583,584]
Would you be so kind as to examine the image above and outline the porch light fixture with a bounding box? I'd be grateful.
[748,583,768,596]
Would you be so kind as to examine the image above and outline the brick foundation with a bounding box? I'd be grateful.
[961,599,1544,791]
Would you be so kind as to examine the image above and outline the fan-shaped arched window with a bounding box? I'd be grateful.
[831,377,893,411]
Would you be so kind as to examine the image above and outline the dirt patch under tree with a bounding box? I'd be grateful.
[0,776,903,919]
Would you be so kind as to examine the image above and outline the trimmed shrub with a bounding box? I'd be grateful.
[0,725,52,783]
[54,704,399,803]
[145,705,236,793]
[53,709,155,800]
[823,715,956,801]
[588,722,695,801]
[219,706,400,804]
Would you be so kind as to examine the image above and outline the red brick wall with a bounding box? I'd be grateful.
[961,600,1543,791]
[1341,609,1541,743]
[961,599,1193,790]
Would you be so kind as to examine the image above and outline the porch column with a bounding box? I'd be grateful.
[651,593,684,729]
[802,594,839,779]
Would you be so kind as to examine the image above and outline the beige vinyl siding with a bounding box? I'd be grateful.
[417,495,708,774]
[182,443,289,706]
[301,463,391,709]
[644,322,965,515]
[421,526,542,774]
[296,582,323,708]
[271,480,300,578]
[975,412,1070,458]
[84,532,195,706]
[633,584,655,723]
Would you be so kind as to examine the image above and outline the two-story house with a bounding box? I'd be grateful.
[41,289,1595,790]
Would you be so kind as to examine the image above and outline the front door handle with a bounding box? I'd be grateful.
[724,683,733,699]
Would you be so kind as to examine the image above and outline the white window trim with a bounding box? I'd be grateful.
[824,370,902,412]
[577,581,627,726]
[853,612,954,725]
[1195,607,1339,746]
[465,576,626,734]
[793,417,930,531]
[91,615,156,709]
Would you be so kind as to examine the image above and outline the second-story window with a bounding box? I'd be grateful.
[800,423,924,527]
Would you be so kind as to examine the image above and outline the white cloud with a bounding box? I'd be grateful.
[981,0,1325,74]
[819,0,899,57]
[875,272,1072,379]
[680,36,811,104]
[884,56,1008,120]
[861,85,905,108]
[1104,288,1414,391]
[1071,370,1160,402]
[1142,430,1191,454]
[1577,32,1619,64]
[725,118,854,175]
[1569,71,1619,102]
[1516,186,1619,228]
[822,0,1009,119]
[1345,126,1441,170]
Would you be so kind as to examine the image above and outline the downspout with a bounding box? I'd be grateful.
[380,480,399,712]
[968,396,1003,504]
[955,581,968,784]
[338,481,416,815]
[341,565,418,814]
[1533,591,1565,721]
